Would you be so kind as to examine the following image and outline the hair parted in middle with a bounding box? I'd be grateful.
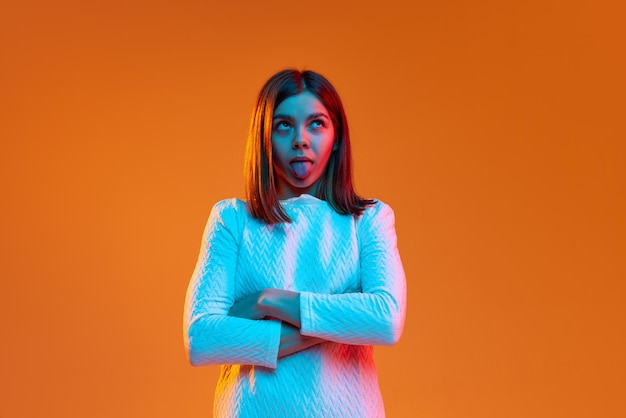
[244,69,375,224]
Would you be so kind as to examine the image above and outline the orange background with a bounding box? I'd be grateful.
[1,0,624,417]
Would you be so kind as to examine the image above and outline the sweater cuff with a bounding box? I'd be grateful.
[299,291,315,337]
[262,318,282,369]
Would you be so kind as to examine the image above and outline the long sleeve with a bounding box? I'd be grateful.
[187,195,399,417]
[183,200,281,369]
[299,201,406,345]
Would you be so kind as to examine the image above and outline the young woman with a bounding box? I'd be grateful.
[184,69,406,417]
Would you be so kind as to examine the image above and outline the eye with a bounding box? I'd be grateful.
[274,120,292,131]
[310,119,326,129]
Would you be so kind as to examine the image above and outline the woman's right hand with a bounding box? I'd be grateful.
[278,322,325,358]
[228,291,326,358]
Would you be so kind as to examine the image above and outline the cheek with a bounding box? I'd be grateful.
[322,134,337,155]
[270,140,282,158]
[271,143,289,169]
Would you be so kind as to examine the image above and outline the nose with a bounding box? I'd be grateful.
[293,126,310,149]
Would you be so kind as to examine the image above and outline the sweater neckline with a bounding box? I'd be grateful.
[279,194,325,205]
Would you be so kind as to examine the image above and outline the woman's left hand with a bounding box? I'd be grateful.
[228,290,268,320]
[228,288,301,327]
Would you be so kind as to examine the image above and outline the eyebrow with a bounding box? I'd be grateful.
[272,112,330,121]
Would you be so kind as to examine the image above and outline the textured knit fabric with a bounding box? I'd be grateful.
[184,194,406,417]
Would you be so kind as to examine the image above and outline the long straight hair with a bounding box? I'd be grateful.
[244,69,375,224]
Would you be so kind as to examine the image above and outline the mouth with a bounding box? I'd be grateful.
[289,157,313,179]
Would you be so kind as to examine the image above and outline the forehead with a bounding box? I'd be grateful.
[273,91,329,117]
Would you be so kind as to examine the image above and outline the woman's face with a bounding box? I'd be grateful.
[271,91,336,200]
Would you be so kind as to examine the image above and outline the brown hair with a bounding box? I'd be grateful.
[244,69,375,224]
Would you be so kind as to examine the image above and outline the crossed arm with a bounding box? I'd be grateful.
[185,199,406,368]
[227,288,325,358]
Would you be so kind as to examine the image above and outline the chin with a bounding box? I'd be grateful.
[288,177,315,189]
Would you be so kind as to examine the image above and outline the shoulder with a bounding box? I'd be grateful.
[206,198,250,233]
[357,199,398,239]
[359,199,395,223]
[210,198,247,216]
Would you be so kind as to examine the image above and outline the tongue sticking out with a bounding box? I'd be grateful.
[290,161,312,179]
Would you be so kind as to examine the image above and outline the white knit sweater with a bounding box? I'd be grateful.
[184,194,406,417]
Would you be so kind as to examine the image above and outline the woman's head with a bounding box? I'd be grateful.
[244,69,374,224]
[270,90,337,201]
